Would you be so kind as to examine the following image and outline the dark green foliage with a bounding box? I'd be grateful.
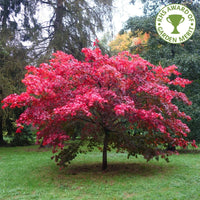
[179,84,200,143]
[0,42,27,145]
[10,125,35,146]
[0,0,29,144]
[55,141,84,167]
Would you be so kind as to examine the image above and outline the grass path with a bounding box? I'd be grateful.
[0,145,200,199]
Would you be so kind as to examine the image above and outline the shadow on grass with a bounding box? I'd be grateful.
[177,149,200,154]
[25,146,52,152]
[54,161,174,178]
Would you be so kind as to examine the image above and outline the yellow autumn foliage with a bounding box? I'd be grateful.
[109,31,150,54]
[109,32,133,54]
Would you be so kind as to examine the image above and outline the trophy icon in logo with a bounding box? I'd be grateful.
[166,14,185,34]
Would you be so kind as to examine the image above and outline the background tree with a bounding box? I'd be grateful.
[0,40,28,145]
[23,0,113,61]
[2,47,197,170]
[109,30,150,55]
[109,31,133,54]
[0,0,41,145]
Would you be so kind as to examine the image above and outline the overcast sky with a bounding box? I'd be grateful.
[112,0,143,34]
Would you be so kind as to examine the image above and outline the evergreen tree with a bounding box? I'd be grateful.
[0,41,27,145]
[20,0,113,60]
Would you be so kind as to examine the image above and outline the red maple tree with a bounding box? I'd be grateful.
[2,47,197,170]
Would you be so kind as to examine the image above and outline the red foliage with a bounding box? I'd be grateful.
[2,47,197,157]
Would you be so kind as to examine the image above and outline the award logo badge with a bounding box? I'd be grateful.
[156,4,196,44]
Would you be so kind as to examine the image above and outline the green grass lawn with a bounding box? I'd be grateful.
[0,145,200,200]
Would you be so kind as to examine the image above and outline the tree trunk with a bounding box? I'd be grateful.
[53,0,65,51]
[102,130,108,170]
